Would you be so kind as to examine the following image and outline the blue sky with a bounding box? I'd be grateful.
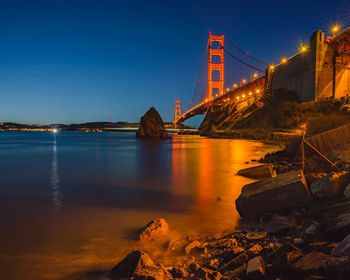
[0,0,349,124]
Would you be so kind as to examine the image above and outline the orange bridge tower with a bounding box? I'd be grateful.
[208,33,224,99]
[174,99,182,126]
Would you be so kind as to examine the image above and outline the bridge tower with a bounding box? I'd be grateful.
[208,33,224,99]
[174,99,182,127]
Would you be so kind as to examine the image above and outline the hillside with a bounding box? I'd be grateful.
[199,90,350,138]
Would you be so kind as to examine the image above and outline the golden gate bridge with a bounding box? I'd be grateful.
[173,32,269,125]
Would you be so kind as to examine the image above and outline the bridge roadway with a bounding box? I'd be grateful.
[176,76,266,123]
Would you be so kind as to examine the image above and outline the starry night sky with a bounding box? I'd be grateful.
[0,0,349,124]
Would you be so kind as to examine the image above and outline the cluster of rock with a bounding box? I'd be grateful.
[107,133,350,279]
[109,209,350,279]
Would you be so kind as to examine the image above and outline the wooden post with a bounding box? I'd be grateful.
[302,125,305,172]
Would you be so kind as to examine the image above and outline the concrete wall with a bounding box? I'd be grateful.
[270,30,350,102]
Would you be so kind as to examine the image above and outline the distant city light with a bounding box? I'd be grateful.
[242,79,246,83]
[253,73,258,78]
[242,94,246,98]
[256,89,260,93]
[53,128,58,133]
[249,92,252,96]
[236,96,240,100]
[234,84,237,88]
[226,88,230,91]
[281,58,287,64]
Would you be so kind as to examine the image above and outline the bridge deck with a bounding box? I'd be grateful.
[176,76,265,123]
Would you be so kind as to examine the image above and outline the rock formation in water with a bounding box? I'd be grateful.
[136,107,171,139]
[138,218,169,241]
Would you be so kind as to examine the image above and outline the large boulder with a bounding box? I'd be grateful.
[331,234,350,257]
[236,170,310,218]
[219,252,249,273]
[136,107,171,139]
[246,256,265,279]
[265,214,297,234]
[310,171,350,199]
[138,218,169,241]
[326,213,350,241]
[237,163,276,179]
[293,251,329,276]
[110,250,171,280]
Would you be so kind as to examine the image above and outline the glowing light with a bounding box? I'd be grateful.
[331,25,340,35]
[53,128,58,133]
[300,45,307,53]
[234,84,237,88]
[256,89,260,93]
[253,73,258,78]
[242,94,246,98]
[248,92,252,96]
[269,65,275,70]
[236,96,240,100]
[227,98,230,101]
[215,94,218,97]
[242,79,246,83]
[281,58,287,64]
[226,88,230,92]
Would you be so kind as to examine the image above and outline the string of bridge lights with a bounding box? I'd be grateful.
[269,24,342,71]
[181,25,343,119]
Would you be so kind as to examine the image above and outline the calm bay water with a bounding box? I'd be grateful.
[0,132,278,279]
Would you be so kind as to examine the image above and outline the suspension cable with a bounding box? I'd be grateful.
[222,47,265,73]
[190,39,209,106]
[225,35,268,66]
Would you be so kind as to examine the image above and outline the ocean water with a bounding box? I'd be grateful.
[0,131,278,279]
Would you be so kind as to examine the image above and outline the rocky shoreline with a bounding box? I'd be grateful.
[103,114,350,279]
[106,151,350,279]
[109,197,350,280]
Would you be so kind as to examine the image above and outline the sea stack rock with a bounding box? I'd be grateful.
[136,107,171,139]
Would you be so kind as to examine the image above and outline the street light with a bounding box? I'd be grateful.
[300,45,308,53]
[331,25,340,35]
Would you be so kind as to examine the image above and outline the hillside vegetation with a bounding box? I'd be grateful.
[199,90,350,137]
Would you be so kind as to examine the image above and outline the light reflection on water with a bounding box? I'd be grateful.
[0,132,279,279]
[51,136,62,216]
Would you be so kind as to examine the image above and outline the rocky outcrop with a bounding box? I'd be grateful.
[325,213,350,240]
[310,171,350,199]
[236,170,310,218]
[199,100,263,136]
[136,107,170,139]
[332,234,350,257]
[246,256,265,278]
[110,250,171,280]
[293,250,329,276]
[237,163,276,179]
[138,218,169,241]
